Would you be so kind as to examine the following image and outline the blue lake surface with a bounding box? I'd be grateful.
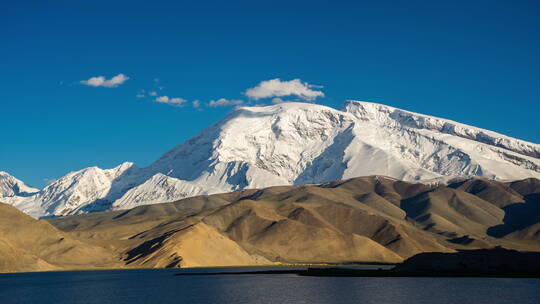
[1,268,539,304]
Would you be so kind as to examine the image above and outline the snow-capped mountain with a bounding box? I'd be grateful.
[148,101,540,185]
[3,101,539,218]
[2,163,142,217]
[0,172,39,197]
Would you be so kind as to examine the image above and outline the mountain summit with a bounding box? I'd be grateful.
[0,172,39,197]
[3,101,539,217]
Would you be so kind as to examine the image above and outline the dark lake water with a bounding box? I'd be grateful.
[1,267,539,304]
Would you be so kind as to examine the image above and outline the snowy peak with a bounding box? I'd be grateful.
[6,162,144,217]
[150,102,355,189]
[0,171,39,197]
[103,162,138,179]
[38,162,142,215]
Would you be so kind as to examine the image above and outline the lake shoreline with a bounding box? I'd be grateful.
[174,267,540,278]
[175,248,540,278]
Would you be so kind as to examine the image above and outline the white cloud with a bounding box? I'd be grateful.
[155,96,187,106]
[149,91,158,96]
[245,78,324,101]
[80,73,129,88]
[208,98,244,107]
[136,93,145,98]
[170,97,185,104]
[192,100,201,108]
[155,96,169,103]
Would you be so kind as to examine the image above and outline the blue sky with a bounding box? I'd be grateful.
[1,0,539,188]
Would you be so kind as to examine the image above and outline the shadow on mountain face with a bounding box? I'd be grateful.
[77,165,143,214]
[447,235,475,245]
[294,125,354,185]
[448,178,524,208]
[487,193,540,238]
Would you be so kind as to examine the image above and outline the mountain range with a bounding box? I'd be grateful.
[2,101,539,218]
[2,175,539,272]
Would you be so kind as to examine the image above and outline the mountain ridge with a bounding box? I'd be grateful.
[2,101,539,218]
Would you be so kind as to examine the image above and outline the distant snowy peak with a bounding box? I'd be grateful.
[38,161,142,215]
[6,162,143,217]
[0,171,39,197]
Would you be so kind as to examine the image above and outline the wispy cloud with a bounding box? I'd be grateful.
[208,98,244,107]
[149,91,158,96]
[80,74,129,88]
[155,96,187,106]
[192,100,201,108]
[245,78,324,101]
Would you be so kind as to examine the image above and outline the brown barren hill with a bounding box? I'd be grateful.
[0,176,535,272]
[0,202,122,273]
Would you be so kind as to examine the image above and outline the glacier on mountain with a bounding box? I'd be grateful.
[2,101,539,217]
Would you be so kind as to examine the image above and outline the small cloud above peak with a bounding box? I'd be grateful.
[155,96,187,106]
[208,98,244,107]
[80,74,129,88]
[245,78,324,101]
